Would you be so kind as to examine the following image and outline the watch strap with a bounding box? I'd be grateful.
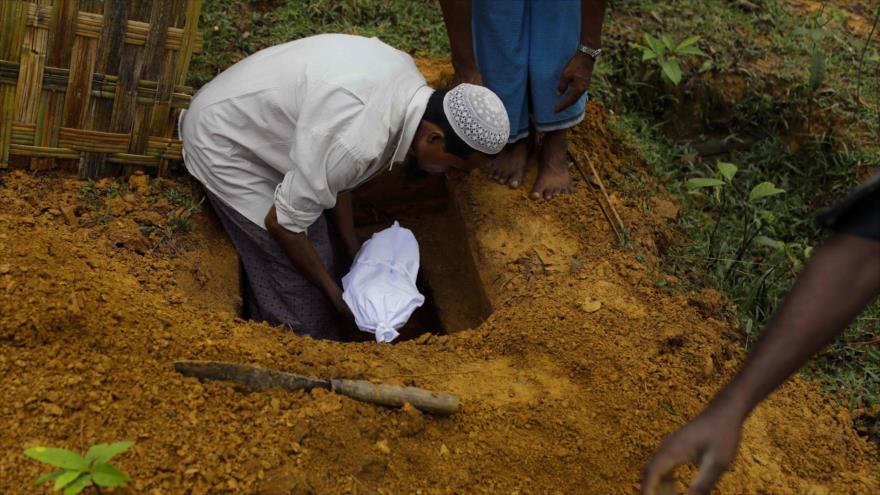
[577,43,602,59]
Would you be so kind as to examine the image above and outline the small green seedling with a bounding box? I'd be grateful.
[684,161,786,204]
[684,161,739,203]
[633,32,704,86]
[685,161,787,279]
[24,441,133,494]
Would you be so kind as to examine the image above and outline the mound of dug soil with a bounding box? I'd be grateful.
[1,63,878,494]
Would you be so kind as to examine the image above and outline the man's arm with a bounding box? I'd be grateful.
[265,206,353,318]
[556,0,607,112]
[642,233,880,495]
[329,191,360,261]
[439,0,482,85]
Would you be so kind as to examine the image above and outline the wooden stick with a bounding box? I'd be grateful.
[582,151,626,236]
[174,360,460,416]
[569,151,623,243]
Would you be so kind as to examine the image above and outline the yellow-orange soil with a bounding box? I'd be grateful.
[0,62,877,494]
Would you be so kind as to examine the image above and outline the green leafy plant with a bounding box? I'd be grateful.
[634,32,704,86]
[685,161,786,279]
[24,441,133,494]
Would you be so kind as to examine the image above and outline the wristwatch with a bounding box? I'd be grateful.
[577,43,602,60]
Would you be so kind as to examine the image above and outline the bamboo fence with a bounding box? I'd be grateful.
[0,0,203,177]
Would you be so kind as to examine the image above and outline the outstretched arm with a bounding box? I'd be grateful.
[642,233,880,495]
[265,206,353,319]
[439,0,482,85]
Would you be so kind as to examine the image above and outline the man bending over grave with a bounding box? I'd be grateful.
[179,34,509,341]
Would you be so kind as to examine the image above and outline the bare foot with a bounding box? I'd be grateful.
[531,129,573,200]
[487,139,528,188]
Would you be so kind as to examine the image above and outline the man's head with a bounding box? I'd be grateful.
[407,84,509,175]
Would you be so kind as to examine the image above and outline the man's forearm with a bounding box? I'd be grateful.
[711,234,880,420]
[329,191,359,259]
[580,0,607,48]
[439,0,477,72]
[265,206,344,308]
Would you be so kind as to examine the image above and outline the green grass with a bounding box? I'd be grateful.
[594,1,880,139]
[189,0,449,86]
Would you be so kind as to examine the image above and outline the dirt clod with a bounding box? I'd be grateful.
[375,440,391,455]
[581,298,603,313]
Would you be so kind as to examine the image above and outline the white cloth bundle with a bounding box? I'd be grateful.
[342,222,425,343]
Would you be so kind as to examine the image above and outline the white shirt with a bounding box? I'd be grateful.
[180,34,432,233]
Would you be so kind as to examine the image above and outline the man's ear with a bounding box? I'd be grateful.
[427,129,444,145]
[411,121,445,153]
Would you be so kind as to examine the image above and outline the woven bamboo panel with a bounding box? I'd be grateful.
[0,0,203,177]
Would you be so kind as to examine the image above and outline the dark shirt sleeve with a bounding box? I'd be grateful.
[815,173,880,240]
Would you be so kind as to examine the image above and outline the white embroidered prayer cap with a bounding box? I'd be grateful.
[443,83,509,155]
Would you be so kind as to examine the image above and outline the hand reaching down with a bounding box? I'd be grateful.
[641,409,743,495]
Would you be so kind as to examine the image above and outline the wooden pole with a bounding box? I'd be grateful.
[80,0,131,178]
[0,1,29,168]
[33,0,79,170]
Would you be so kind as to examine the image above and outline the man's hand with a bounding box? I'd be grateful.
[641,409,743,495]
[332,293,355,321]
[555,51,595,113]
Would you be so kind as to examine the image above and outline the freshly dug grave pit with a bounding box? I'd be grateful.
[170,162,494,342]
[352,167,494,339]
[0,62,878,494]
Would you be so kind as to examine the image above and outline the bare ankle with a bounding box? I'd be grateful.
[539,130,569,170]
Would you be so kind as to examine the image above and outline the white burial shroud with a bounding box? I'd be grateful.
[342,222,425,343]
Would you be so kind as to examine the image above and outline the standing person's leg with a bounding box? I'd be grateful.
[205,191,343,341]
[472,0,530,188]
[529,0,587,200]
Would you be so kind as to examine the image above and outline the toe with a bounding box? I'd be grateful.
[512,170,525,187]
